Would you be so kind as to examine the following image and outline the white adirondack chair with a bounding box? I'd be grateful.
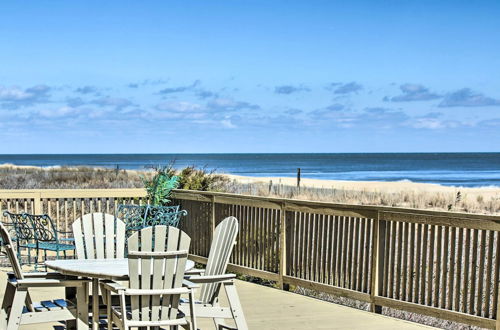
[181,216,248,330]
[0,222,88,330]
[72,212,127,321]
[72,212,126,260]
[102,225,197,329]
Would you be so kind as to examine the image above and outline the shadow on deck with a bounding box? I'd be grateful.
[0,268,436,330]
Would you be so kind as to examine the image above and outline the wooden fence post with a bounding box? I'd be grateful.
[33,192,42,215]
[279,202,289,290]
[210,195,216,238]
[370,211,386,313]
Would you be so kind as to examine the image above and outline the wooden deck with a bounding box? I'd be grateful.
[0,268,436,330]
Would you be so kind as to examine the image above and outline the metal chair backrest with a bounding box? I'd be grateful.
[72,213,125,259]
[0,221,24,280]
[127,225,191,322]
[117,204,186,235]
[3,211,35,242]
[199,216,239,304]
[143,206,187,228]
[25,213,59,243]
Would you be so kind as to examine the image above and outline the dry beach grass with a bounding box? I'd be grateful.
[224,175,500,215]
[0,164,498,215]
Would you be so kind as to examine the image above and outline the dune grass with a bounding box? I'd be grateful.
[222,180,500,215]
[0,164,498,215]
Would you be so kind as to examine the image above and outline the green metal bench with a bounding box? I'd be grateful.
[2,211,75,269]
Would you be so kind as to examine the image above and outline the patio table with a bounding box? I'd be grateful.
[46,258,195,330]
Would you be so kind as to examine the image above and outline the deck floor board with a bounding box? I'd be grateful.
[0,268,436,329]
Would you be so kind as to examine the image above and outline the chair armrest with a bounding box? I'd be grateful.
[186,273,236,284]
[57,230,73,234]
[185,268,205,275]
[8,272,66,280]
[17,278,88,288]
[182,279,200,289]
[23,272,66,279]
[101,280,126,293]
[125,287,190,296]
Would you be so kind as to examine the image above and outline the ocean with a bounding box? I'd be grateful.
[0,153,499,187]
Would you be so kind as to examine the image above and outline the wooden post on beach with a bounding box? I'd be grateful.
[297,168,301,192]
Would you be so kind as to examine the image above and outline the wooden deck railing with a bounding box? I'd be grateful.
[1,188,500,329]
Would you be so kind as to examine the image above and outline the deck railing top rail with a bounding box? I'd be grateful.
[172,188,500,218]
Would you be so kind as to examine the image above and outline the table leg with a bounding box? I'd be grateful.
[65,285,76,330]
[76,282,89,329]
[92,278,99,330]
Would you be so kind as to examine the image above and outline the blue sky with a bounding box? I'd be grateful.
[1,1,499,153]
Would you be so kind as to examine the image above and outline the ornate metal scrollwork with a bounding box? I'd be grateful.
[117,204,187,236]
[3,211,34,241]
[26,214,58,242]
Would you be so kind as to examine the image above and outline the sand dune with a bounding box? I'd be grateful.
[225,174,500,201]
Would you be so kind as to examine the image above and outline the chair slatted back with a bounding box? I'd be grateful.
[199,216,239,304]
[0,222,23,280]
[72,213,125,259]
[127,226,190,322]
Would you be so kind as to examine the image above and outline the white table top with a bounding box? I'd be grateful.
[45,258,195,280]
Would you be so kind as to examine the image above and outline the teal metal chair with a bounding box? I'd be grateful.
[3,211,75,269]
[117,204,187,237]
[3,211,36,265]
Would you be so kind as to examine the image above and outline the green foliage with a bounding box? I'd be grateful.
[177,166,228,191]
[142,166,179,205]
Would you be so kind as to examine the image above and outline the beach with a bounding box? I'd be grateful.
[226,174,500,202]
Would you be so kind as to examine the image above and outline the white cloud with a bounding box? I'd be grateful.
[156,101,203,113]
[38,106,79,118]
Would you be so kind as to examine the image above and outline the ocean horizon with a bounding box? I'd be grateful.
[1,153,499,188]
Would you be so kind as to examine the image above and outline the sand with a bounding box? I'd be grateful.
[225,174,500,201]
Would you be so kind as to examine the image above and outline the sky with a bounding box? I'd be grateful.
[0,1,499,153]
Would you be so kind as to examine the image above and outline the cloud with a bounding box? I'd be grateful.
[66,97,86,107]
[155,101,203,113]
[309,105,410,129]
[189,116,238,129]
[75,86,100,95]
[325,82,341,90]
[332,82,363,94]
[350,107,409,129]
[37,106,81,118]
[0,84,51,109]
[274,85,310,95]
[196,90,218,99]
[151,98,259,122]
[158,80,200,95]
[206,98,260,112]
[285,108,303,115]
[408,113,466,129]
[386,84,441,102]
[92,97,133,110]
[478,118,500,127]
[153,101,207,120]
[127,79,168,88]
[221,117,237,128]
[309,104,345,119]
[439,88,500,107]
[410,118,460,129]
